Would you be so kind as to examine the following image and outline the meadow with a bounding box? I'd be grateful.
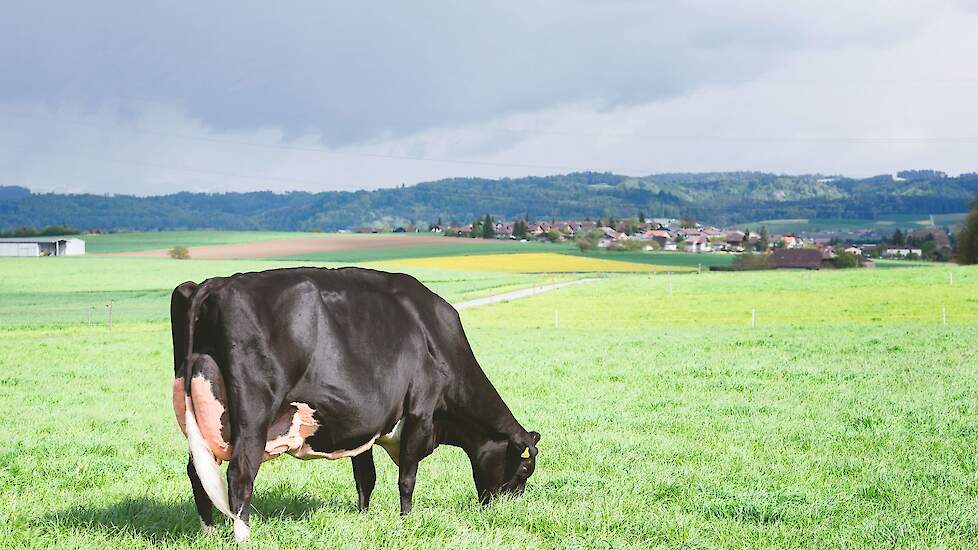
[380,252,689,273]
[743,213,966,235]
[2,251,978,548]
[84,231,327,254]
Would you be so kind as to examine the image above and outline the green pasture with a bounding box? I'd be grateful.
[744,213,966,235]
[275,240,559,263]
[83,231,327,254]
[0,257,549,327]
[3,257,978,548]
[568,249,735,269]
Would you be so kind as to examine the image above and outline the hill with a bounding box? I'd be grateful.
[1,170,976,232]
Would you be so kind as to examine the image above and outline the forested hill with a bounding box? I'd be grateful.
[2,170,976,232]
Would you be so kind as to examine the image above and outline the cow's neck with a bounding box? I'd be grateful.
[444,365,523,442]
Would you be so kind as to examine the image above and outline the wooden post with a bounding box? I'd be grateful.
[949,272,954,285]
[751,308,756,328]
[698,263,702,275]
[942,305,947,327]
[88,306,93,326]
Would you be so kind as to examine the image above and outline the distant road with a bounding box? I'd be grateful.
[453,278,602,310]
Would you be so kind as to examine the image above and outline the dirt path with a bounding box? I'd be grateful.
[113,234,499,259]
[452,278,602,310]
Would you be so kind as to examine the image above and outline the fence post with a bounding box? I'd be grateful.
[949,272,954,285]
[698,263,702,275]
[88,306,93,326]
[751,308,756,328]
[942,305,947,327]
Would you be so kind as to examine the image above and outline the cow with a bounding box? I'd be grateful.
[170,267,540,544]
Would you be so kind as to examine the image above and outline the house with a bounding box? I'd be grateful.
[645,229,672,247]
[683,236,712,253]
[844,246,862,255]
[494,221,515,238]
[882,247,922,258]
[724,230,746,246]
[769,248,826,270]
[781,234,799,248]
[663,240,678,251]
[0,237,86,257]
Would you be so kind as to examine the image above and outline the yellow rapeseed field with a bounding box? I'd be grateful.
[378,252,693,273]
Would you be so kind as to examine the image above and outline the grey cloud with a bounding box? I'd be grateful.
[0,1,937,147]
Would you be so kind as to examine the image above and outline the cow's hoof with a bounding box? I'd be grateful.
[199,520,217,535]
[233,519,250,545]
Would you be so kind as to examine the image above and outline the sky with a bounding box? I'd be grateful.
[1,1,976,195]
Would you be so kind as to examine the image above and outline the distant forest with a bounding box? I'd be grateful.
[1,170,976,232]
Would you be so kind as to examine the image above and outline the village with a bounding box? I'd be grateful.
[427,216,955,268]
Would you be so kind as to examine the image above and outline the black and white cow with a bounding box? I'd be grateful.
[170,267,540,543]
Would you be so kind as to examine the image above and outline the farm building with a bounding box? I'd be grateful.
[770,248,830,270]
[0,237,86,257]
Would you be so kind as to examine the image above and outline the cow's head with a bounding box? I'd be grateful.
[471,430,541,503]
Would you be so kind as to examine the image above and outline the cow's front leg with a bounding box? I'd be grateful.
[187,455,216,533]
[227,433,265,544]
[351,449,376,512]
[397,415,436,515]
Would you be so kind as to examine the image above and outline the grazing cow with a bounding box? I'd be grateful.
[170,267,540,543]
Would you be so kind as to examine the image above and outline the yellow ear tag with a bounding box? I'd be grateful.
[521,447,531,459]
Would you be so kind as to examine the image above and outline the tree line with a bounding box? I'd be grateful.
[1,170,976,233]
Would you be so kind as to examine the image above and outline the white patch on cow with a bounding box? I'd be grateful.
[376,418,403,465]
[291,434,379,460]
[233,513,250,545]
[185,396,234,522]
[200,519,216,535]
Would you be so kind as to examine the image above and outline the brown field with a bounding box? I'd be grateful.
[112,234,499,260]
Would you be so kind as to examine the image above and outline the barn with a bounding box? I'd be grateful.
[0,237,86,257]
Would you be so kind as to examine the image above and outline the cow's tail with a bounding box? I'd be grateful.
[182,283,235,522]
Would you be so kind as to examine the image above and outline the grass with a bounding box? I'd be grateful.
[379,252,692,273]
[3,256,978,547]
[567,249,736,268]
[274,240,562,262]
[744,213,966,235]
[84,229,739,270]
[83,231,327,254]
[0,257,549,327]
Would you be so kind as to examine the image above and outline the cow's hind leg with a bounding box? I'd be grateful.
[397,414,436,515]
[227,431,265,544]
[351,449,376,512]
[187,456,216,533]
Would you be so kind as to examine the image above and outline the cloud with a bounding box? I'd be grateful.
[0,1,974,194]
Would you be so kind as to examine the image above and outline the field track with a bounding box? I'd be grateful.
[453,278,601,310]
[108,234,501,259]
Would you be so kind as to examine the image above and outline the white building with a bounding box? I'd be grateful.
[0,237,86,257]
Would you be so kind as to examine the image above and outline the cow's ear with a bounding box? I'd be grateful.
[529,431,541,444]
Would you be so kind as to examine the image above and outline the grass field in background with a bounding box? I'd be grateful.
[381,252,691,273]
[3,260,978,547]
[0,257,548,327]
[567,249,736,269]
[274,240,560,263]
[744,213,967,235]
[83,231,327,254]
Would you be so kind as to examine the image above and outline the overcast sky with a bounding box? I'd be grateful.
[1,1,976,195]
